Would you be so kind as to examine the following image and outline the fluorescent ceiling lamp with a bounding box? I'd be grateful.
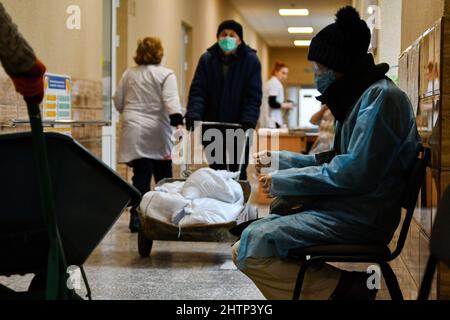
[288,27,314,34]
[294,40,311,47]
[279,9,309,16]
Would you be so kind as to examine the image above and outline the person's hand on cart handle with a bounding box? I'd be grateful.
[171,125,185,142]
[241,121,255,131]
[282,102,294,110]
[254,151,272,175]
[10,58,46,105]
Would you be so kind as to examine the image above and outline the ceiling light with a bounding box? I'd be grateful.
[279,9,309,16]
[288,27,314,34]
[294,40,311,47]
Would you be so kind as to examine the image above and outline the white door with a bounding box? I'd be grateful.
[180,23,192,112]
[287,86,301,128]
[298,88,322,129]
[102,0,118,169]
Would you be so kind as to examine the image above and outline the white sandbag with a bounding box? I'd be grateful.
[155,181,184,194]
[181,168,243,204]
[140,191,190,224]
[178,198,244,227]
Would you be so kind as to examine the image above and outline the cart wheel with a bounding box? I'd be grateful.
[138,227,153,258]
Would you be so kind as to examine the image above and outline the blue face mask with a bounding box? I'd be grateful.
[314,70,336,94]
[218,37,238,53]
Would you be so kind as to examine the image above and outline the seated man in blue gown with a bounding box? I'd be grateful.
[232,6,422,300]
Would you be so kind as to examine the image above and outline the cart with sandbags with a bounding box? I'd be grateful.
[137,122,258,257]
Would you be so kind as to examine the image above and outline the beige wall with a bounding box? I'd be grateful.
[401,0,446,52]
[351,0,442,66]
[126,0,269,100]
[0,0,105,157]
[352,0,375,16]
[352,0,402,70]
[115,0,268,177]
[1,0,103,81]
[377,0,402,75]
[268,47,314,86]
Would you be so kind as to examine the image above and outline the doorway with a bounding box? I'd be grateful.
[298,88,321,129]
[101,0,117,169]
[180,23,193,111]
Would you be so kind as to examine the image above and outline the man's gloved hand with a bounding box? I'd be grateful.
[241,122,255,131]
[185,117,196,132]
[10,58,46,104]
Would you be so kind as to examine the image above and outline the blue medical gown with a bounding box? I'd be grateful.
[237,79,422,270]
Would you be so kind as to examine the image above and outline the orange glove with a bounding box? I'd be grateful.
[10,58,47,104]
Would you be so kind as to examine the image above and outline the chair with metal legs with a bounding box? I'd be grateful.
[288,147,431,300]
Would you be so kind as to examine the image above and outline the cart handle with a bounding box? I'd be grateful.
[26,102,70,300]
[199,121,244,129]
[180,122,251,178]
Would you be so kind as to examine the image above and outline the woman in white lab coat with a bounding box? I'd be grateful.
[261,61,293,128]
[113,37,184,232]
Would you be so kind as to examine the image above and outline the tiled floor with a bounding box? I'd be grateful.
[0,169,419,300]
[0,211,419,300]
[0,201,267,300]
[78,211,265,300]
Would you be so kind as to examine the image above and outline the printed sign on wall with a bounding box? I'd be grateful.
[43,73,72,135]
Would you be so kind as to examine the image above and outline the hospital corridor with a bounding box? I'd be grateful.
[0,0,450,310]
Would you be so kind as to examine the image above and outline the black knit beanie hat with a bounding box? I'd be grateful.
[308,6,371,73]
[217,20,244,41]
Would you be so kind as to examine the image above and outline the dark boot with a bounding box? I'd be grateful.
[329,271,379,300]
[129,211,140,233]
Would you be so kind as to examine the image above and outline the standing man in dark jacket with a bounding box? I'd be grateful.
[185,20,262,180]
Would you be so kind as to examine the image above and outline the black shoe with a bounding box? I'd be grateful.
[330,271,378,300]
[129,213,140,233]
